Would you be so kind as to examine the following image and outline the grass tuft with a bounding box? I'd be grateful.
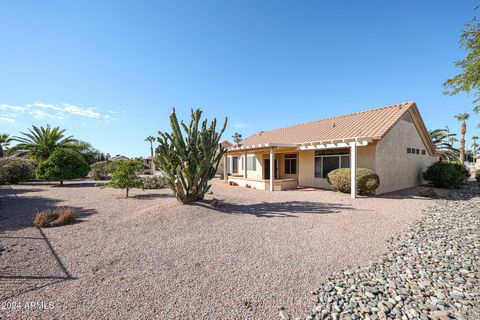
[33,207,77,228]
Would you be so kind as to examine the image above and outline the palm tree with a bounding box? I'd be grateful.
[444,126,458,147]
[454,112,470,164]
[10,125,78,160]
[0,133,12,158]
[145,136,156,174]
[473,135,479,162]
[232,132,242,144]
[429,129,459,161]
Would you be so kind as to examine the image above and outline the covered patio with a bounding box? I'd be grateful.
[223,138,372,198]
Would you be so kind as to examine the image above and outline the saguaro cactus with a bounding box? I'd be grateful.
[156,108,227,204]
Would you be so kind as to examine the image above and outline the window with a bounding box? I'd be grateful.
[247,155,256,171]
[407,148,411,154]
[415,149,420,155]
[421,149,426,155]
[314,149,350,178]
[284,154,297,174]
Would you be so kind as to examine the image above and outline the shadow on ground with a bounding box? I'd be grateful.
[0,227,76,301]
[379,182,479,201]
[130,193,173,200]
[0,186,97,233]
[200,200,353,218]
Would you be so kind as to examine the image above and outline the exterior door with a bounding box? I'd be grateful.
[232,157,238,174]
[264,159,278,179]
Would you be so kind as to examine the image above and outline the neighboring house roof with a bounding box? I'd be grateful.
[234,101,439,155]
[110,155,130,161]
[220,140,232,147]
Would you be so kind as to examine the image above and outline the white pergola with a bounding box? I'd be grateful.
[224,137,373,198]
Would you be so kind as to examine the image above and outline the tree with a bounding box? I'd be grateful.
[429,129,460,161]
[71,140,104,164]
[11,125,78,160]
[444,12,480,112]
[473,135,479,162]
[455,113,470,164]
[145,135,156,174]
[156,108,227,204]
[232,132,242,144]
[0,133,11,158]
[108,160,143,197]
[36,148,89,185]
[444,126,458,147]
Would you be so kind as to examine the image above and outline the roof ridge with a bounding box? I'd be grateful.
[250,101,415,137]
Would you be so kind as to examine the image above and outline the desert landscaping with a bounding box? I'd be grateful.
[2,2,480,319]
[0,179,460,319]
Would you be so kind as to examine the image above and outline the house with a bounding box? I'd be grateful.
[144,156,155,174]
[110,155,130,161]
[224,101,442,197]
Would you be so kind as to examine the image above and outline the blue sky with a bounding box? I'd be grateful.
[1,0,479,157]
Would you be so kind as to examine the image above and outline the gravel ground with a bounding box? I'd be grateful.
[302,182,480,320]
[0,179,440,319]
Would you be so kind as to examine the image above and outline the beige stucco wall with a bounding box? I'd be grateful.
[375,117,438,194]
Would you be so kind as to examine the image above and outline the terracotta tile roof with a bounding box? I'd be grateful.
[240,101,416,146]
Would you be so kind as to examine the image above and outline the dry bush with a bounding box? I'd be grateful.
[33,207,77,227]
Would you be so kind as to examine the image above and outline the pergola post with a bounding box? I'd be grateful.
[244,150,248,178]
[223,154,228,183]
[269,148,275,191]
[350,142,357,199]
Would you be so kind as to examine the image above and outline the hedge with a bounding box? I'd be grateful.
[423,161,469,189]
[0,157,35,184]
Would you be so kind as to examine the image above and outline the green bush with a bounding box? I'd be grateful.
[140,176,167,189]
[0,157,35,184]
[327,168,380,196]
[476,169,480,185]
[89,162,110,180]
[36,148,89,185]
[108,160,143,197]
[423,161,469,188]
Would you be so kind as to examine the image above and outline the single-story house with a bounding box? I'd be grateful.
[223,101,442,197]
[110,155,130,161]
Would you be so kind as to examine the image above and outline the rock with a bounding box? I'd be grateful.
[279,309,290,320]
[209,198,220,208]
[303,182,480,320]
[324,284,333,292]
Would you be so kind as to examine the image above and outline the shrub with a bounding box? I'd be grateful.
[33,207,77,227]
[89,161,110,180]
[108,160,143,197]
[140,176,167,189]
[476,169,480,185]
[423,161,469,188]
[0,157,35,184]
[36,148,90,185]
[327,168,380,196]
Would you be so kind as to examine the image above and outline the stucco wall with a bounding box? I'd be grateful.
[375,116,438,194]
